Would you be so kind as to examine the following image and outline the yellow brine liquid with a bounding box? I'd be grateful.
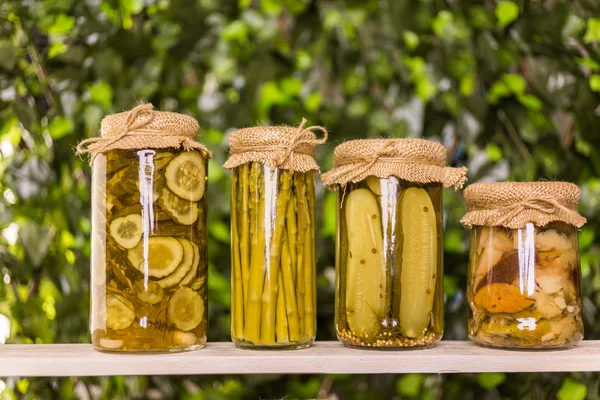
[468,222,583,349]
[335,177,444,349]
[91,148,208,352]
[230,162,316,349]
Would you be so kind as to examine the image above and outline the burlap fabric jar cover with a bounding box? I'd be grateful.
[223,119,327,349]
[322,138,467,349]
[462,181,586,349]
[78,103,212,353]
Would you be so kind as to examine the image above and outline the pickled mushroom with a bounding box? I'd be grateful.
[474,283,534,314]
[535,229,572,253]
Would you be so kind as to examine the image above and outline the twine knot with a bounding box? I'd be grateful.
[321,139,467,190]
[274,118,328,169]
[75,103,210,164]
[222,118,328,172]
[493,198,574,227]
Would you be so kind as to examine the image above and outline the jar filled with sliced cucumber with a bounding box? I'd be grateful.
[322,139,467,349]
[81,105,211,352]
[462,182,586,349]
[223,121,327,349]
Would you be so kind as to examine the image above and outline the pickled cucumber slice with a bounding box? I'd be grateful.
[133,280,164,304]
[189,275,206,291]
[180,242,200,286]
[167,287,204,331]
[165,152,206,201]
[156,239,194,288]
[345,188,387,339]
[127,237,184,278]
[154,151,175,170]
[106,294,136,330]
[109,214,143,249]
[399,187,437,338]
[158,187,199,225]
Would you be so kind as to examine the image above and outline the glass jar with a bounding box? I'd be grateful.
[335,177,444,349]
[230,162,316,349]
[90,148,209,352]
[468,222,583,349]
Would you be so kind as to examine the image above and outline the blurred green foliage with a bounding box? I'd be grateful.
[1,0,600,398]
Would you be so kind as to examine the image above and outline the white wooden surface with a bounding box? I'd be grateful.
[2,341,600,377]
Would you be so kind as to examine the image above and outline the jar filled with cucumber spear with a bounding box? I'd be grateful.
[322,139,467,349]
[77,104,211,352]
[223,119,328,349]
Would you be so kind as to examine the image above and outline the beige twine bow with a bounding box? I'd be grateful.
[236,118,328,170]
[338,141,429,181]
[323,140,467,190]
[489,198,584,227]
[76,103,208,164]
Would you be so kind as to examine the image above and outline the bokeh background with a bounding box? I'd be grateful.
[1,0,600,398]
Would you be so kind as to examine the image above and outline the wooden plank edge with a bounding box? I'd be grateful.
[2,341,600,376]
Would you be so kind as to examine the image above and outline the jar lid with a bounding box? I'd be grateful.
[321,138,467,190]
[76,103,211,164]
[461,181,587,229]
[222,119,328,172]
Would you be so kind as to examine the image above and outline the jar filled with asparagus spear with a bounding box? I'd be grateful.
[322,139,467,349]
[224,120,327,349]
[78,104,211,352]
[462,182,586,349]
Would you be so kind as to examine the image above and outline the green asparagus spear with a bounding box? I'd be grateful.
[260,170,293,343]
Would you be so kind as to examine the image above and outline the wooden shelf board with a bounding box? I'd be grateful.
[2,341,599,377]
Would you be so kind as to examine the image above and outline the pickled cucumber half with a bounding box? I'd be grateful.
[168,287,204,331]
[156,239,194,288]
[109,214,143,249]
[344,188,387,339]
[399,187,437,338]
[127,237,184,278]
[159,187,199,225]
[106,294,136,330]
[165,152,206,201]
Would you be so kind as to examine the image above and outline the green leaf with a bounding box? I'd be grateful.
[584,18,600,44]
[517,94,543,111]
[403,31,420,50]
[576,57,600,72]
[477,373,506,389]
[460,75,475,96]
[48,116,74,140]
[304,92,322,113]
[495,1,519,28]
[48,14,75,35]
[445,229,464,253]
[89,81,114,108]
[210,220,230,244]
[222,20,250,43]
[502,74,526,94]
[486,143,503,161]
[48,42,68,59]
[432,11,454,38]
[18,223,56,267]
[280,77,302,97]
[260,0,282,15]
[444,276,458,297]
[119,0,144,14]
[396,374,423,397]
[589,75,600,92]
[557,378,587,400]
[488,81,510,103]
[579,228,595,251]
